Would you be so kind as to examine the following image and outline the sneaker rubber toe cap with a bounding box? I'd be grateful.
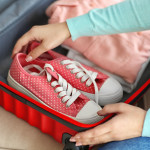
[98,78,123,106]
[76,101,103,124]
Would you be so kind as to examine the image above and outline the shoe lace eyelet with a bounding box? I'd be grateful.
[57,95,61,98]
[60,61,64,65]
[81,80,84,83]
[54,89,57,93]
[71,70,74,74]
[61,100,65,103]
[86,84,90,87]
[66,105,69,108]
[76,75,80,79]
[51,84,54,88]
[66,66,69,69]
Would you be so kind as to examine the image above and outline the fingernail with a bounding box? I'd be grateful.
[11,53,16,58]
[70,138,76,142]
[76,142,82,146]
[26,56,32,62]
[75,136,80,139]
[97,111,102,115]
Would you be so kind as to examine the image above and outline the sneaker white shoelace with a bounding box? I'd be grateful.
[24,64,81,107]
[61,60,99,104]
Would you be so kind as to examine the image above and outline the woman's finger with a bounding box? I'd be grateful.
[26,43,49,61]
[70,122,110,142]
[98,103,127,116]
[11,31,35,58]
[12,23,70,59]
[75,132,112,146]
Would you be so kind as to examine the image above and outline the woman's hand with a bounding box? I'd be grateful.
[70,103,146,146]
[12,22,71,61]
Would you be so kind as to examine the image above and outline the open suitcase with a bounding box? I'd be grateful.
[0,0,150,150]
[0,55,149,150]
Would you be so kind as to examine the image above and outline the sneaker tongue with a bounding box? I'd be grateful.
[44,57,68,81]
[48,57,107,81]
[46,67,59,80]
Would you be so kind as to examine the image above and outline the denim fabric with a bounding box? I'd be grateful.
[99,137,150,150]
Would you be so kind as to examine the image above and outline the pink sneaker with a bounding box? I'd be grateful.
[7,53,102,124]
[26,42,123,106]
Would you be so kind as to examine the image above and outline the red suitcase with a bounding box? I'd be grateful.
[0,61,149,150]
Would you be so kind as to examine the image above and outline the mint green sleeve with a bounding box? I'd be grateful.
[142,109,150,137]
[66,0,150,41]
